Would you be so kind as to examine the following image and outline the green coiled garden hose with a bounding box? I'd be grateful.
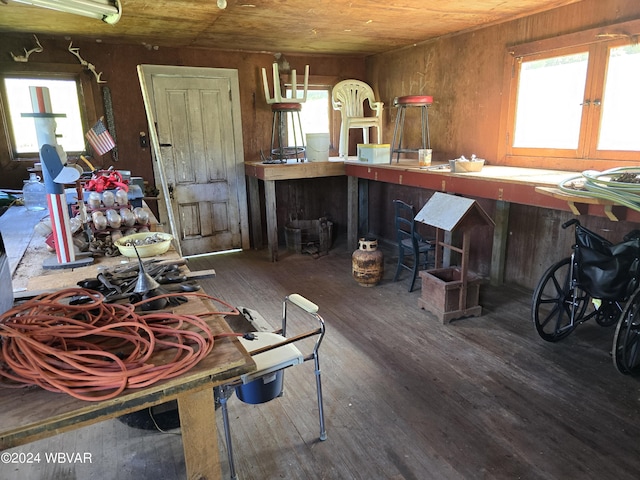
[558,167,640,212]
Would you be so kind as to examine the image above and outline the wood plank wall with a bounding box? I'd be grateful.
[366,182,496,278]
[0,37,363,243]
[0,37,365,192]
[366,0,640,289]
[367,0,640,165]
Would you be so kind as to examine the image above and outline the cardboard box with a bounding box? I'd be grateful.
[357,144,390,164]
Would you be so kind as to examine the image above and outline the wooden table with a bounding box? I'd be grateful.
[245,159,346,261]
[0,206,48,277]
[345,159,640,284]
[0,224,256,479]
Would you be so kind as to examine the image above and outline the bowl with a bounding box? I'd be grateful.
[115,232,174,258]
[449,159,485,173]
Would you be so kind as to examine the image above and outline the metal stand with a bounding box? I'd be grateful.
[390,95,433,163]
[264,103,305,163]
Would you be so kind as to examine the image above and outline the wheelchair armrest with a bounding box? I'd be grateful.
[624,230,640,241]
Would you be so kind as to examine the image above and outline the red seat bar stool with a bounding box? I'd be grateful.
[390,95,433,163]
[265,102,305,163]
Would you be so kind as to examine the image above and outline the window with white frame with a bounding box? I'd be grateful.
[2,75,86,158]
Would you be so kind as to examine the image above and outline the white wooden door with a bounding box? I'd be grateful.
[138,65,249,256]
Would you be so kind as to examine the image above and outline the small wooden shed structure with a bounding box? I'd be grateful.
[415,192,495,323]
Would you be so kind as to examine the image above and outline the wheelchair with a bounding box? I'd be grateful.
[531,219,640,374]
[613,282,640,374]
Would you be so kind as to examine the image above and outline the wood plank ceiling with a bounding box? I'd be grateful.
[0,0,585,56]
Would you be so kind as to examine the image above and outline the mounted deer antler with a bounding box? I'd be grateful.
[10,35,43,63]
[68,42,106,84]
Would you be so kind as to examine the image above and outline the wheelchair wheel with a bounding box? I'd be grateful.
[595,300,622,327]
[532,257,587,342]
[613,287,640,375]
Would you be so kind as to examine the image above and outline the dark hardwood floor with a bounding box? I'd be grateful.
[4,242,640,479]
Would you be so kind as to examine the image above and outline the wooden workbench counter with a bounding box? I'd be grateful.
[244,159,346,261]
[244,158,345,181]
[343,158,640,284]
[343,159,640,222]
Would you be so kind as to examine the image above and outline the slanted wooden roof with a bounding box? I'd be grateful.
[415,192,494,232]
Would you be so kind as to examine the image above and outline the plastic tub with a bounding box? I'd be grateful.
[449,159,485,172]
[306,133,330,162]
[115,232,173,258]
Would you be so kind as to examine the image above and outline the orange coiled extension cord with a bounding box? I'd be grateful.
[0,288,241,401]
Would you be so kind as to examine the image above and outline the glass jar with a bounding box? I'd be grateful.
[102,190,115,208]
[120,207,136,227]
[88,191,102,209]
[115,188,128,206]
[105,209,122,229]
[23,173,47,211]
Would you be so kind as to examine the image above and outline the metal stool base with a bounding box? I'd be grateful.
[265,103,306,164]
[390,95,433,163]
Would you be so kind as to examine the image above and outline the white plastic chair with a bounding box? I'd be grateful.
[332,79,383,158]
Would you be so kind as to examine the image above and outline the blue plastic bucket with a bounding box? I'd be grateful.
[235,370,283,404]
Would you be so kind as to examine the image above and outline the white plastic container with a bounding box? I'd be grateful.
[306,133,330,162]
[357,144,391,164]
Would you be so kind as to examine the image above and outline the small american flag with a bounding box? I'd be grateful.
[85,118,115,156]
